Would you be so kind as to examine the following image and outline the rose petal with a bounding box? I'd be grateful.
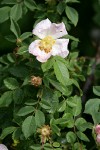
[0,144,8,150]
[95,125,100,134]
[36,56,49,63]
[51,39,69,58]
[29,40,52,62]
[97,134,100,143]
[49,22,67,39]
[32,18,51,39]
[29,40,41,56]
[36,50,52,62]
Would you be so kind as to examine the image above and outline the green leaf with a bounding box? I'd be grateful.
[49,79,72,96]
[30,144,42,150]
[10,4,22,21]
[69,52,79,59]
[13,88,24,104]
[76,131,89,142]
[0,6,10,23]
[71,41,79,50]
[58,100,66,112]
[1,0,17,4]
[62,113,74,128]
[51,124,60,136]
[22,116,36,139]
[10,19,21,38]
[84,98,100,114]
[53,142,60,148]
[72,96,82,116]
[40,100,51,110]
[7,53,15,63]
[67,97,77,107]
[20,32,32,41]
[35,110,45,127]
[66,132,76,143]
[4,77,19,90]
[5,34,16,43]
[93,86,100,96]
[17,46,28,55]
[65,6,78,26]
[41,58,53,72]
[65,0,79,3]
[72,79,82,95]
[75,118,87,132]
[44,143,55,150]
[9,65,29,78]
[24,0,37,11]
[53,58,69,86]
[0,91,13,107]
[12,128,22,140]
[74,142,86,150]
[17,106,34,116]
[57,2,66,15]
[0,127,16,140]
[55,113,74,128]
[67,96,82,116]
[84,98,100,124]
[64,34,79,41]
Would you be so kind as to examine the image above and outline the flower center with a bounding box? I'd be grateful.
[39,36,55,53]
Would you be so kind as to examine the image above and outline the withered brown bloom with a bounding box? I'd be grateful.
[37,125,52,144]
[31,76,42,87]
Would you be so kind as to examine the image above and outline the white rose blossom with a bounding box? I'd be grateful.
[0,144,8,150]
[29,18,69,62]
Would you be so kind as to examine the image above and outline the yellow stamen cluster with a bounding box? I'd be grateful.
[39,36,55,53]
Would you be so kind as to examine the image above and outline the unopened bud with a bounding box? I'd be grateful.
[31,76,42,87]
[96,134,100,143]
[95,125,100,134]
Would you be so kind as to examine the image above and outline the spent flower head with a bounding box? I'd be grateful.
[31,76,42,87]
[29,18,69,62]
[37,125,52,143]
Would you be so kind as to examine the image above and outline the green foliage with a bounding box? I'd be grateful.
[84,98,100,124]
[0,0,99,149]
[53,57,69,86]
[65,6,78,26]
[22,116,36,139]
[0,91,13,107]
[0,6,10,23]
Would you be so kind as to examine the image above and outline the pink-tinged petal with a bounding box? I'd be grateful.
[29,40,41,56]
[29,40,52,62]
[0,144,8,150]
[49,22,67,39]
[36,51,52,63]
[97,134,100,143]
[36,56,49,63]
[51,39,69,58]
[95,125,100,134]
[32,18,51,39]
